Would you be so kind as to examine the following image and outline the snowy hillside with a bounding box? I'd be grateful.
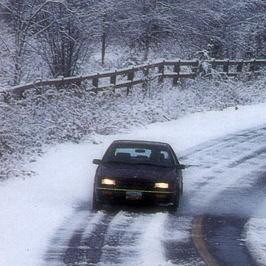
[1,76,266,181]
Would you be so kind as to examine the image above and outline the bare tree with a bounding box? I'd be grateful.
[110,0,226,61]
[230,0,266,58]
[1,0,265,87]
[79,0,121,66]
[0,0,37,85]
[33,1,91,77]
[0,0,67,84]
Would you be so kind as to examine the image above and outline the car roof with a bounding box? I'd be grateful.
[111,140,171,147]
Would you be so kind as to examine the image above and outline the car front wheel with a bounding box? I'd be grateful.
[168,192,180,212]
[92,192,102,211]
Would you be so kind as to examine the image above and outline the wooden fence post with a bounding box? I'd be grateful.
[127,68,135,95]
[110,70,117,92]
[249,59,256,73]
[74,76,82,87]
[144,65,149,76]
[173,61,180,85]
[92,74,99,93]
[158,61,165,83]
[192,60,200,77]
[237,60,243,73]
[142,64,149,88]
[212,59,217,71]
[223,60,229,75]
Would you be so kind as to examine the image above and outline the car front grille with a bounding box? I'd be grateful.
[116,178,155,191]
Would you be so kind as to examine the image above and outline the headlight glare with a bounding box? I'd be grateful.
[154,182,169,189]
[101,178,116,186]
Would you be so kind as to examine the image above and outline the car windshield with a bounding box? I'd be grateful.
[102,143,175,167]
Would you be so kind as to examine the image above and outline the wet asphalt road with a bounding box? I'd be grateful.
[44,125,266,266]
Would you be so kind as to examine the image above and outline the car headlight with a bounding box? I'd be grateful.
[101,178,116,186]
[154,182,169,189]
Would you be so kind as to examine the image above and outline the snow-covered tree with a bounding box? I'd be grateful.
[33,1,91,77]
[0,0,38,85]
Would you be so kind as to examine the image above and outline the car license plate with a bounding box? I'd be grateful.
[126,191,142,200]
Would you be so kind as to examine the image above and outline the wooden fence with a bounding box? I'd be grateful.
[2,59,266,96]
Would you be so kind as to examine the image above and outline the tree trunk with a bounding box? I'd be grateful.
[143,38,150,61]
[101,31,106,66]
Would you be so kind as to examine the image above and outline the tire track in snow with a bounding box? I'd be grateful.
[182,125,266,161]
[43,210,90,266]
[46,210,171,266]
[184,133,266,172]
[95,211,171,266]
[99,211,137,265]
[63,211,105,265]
[62,212,115,265]
[114,212,169,266]
[97,211,174,266]
[44,210,105,266]
[181,127,266,212]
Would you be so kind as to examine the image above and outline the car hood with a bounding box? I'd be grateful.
[98,163,176,181]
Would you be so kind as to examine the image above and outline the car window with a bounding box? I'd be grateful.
[115,148,152,158]
[160,150,170,159]
[103,144,174,167]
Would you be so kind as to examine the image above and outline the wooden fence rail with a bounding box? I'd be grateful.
[1,59,266,97]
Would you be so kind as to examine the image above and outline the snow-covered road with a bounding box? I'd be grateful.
[1,103,266,266]
[45,124,266,265]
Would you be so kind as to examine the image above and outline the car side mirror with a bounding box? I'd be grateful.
[176,164,186,169]
[93,159,102,165]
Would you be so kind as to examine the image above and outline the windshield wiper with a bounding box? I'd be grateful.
[104,160,172,168]
[133,162,171,168]
[104,160,134,165]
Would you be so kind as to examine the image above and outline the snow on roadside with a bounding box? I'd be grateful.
[245,218,266,266]
[117,103,266,153]
[1,102,266,266]
[0,143,102,266]
[244,197,266,266]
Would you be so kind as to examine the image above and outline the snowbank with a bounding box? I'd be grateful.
[245,217,266,266]
[1,102,266,265]
[0,144,98,266]
[245,196,266,266]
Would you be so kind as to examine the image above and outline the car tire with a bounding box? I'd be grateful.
[92,192,102,211]
[168,192,180,212]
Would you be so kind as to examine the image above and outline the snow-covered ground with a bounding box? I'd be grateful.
[1,103,266,266]
[245,217,266,265]
[245,197,266,266]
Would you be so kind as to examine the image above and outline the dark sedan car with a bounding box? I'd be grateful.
[92,140,185,211]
